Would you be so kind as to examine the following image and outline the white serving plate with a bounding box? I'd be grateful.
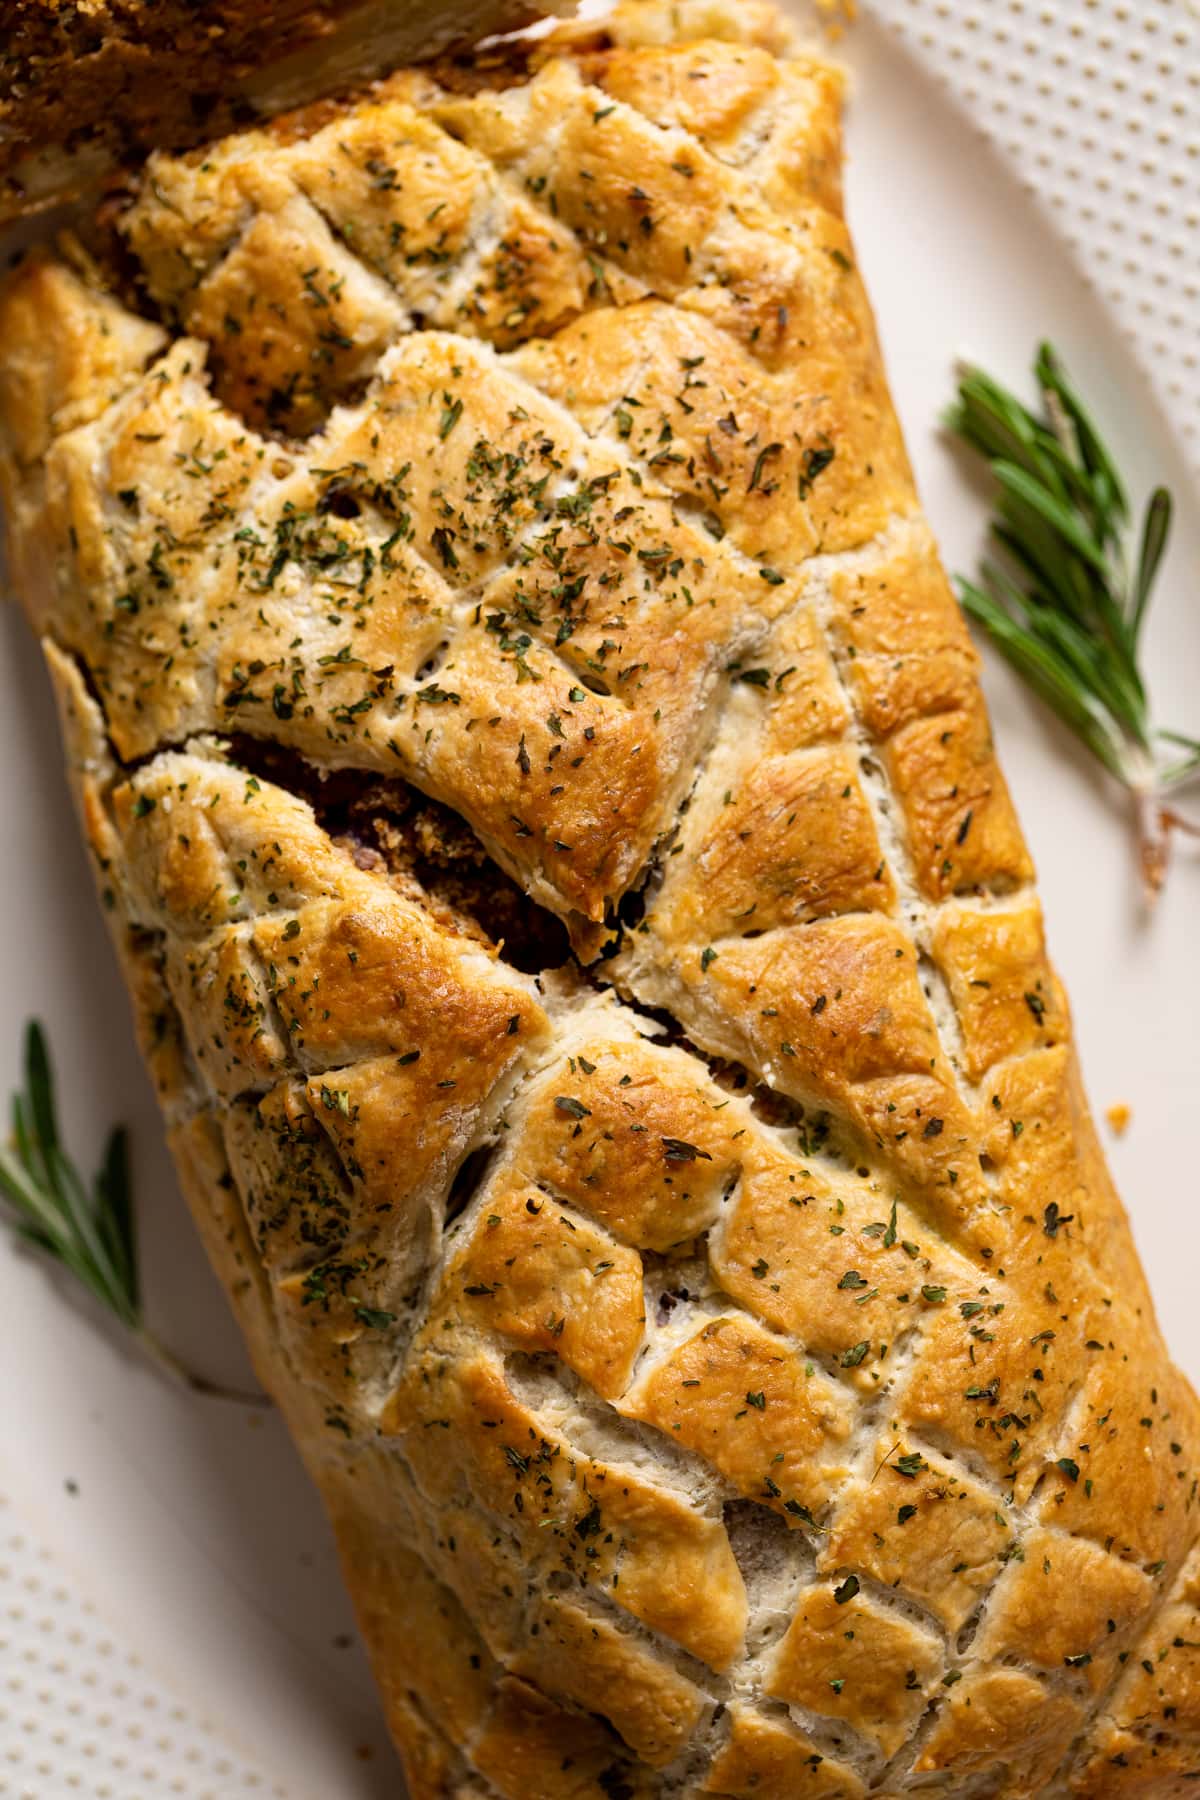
[1,3,1197,1794]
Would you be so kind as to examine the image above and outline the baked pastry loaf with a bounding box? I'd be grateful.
[1,3,1198,1792]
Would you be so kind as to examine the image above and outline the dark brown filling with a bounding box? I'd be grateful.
[227,736,572,975]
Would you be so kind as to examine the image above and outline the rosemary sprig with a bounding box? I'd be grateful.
[0,1021,265,1404]
[947,342,1198,894]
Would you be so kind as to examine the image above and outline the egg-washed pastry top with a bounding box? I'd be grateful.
[0,3,1197,1795]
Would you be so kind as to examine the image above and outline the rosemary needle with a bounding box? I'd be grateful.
[947,342,1198,895]
[0,1021,266,1406]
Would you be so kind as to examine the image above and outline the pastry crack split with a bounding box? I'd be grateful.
[0,3,1197,1795]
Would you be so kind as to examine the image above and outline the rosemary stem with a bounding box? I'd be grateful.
[949,344,1195,896]
[4,1024,272,1408]
[135,1328,270,1408]
[1135,788,1170,900]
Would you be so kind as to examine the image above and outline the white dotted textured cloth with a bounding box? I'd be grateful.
[0,1496,284,1800]
[869,0,1200,473]
[0,3,1197,1795]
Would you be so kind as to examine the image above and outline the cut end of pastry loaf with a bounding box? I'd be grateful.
[0,0,568,220]
[0,3,1198,1795]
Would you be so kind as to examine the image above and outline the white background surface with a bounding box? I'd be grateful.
[1,2,1198,1795]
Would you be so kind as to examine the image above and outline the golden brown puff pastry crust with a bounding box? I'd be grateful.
[2,4,1198,1794]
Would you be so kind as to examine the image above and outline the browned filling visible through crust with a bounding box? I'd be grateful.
[228,735,573,974]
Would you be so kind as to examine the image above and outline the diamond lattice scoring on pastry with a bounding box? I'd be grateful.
[0,3,1197,1795]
